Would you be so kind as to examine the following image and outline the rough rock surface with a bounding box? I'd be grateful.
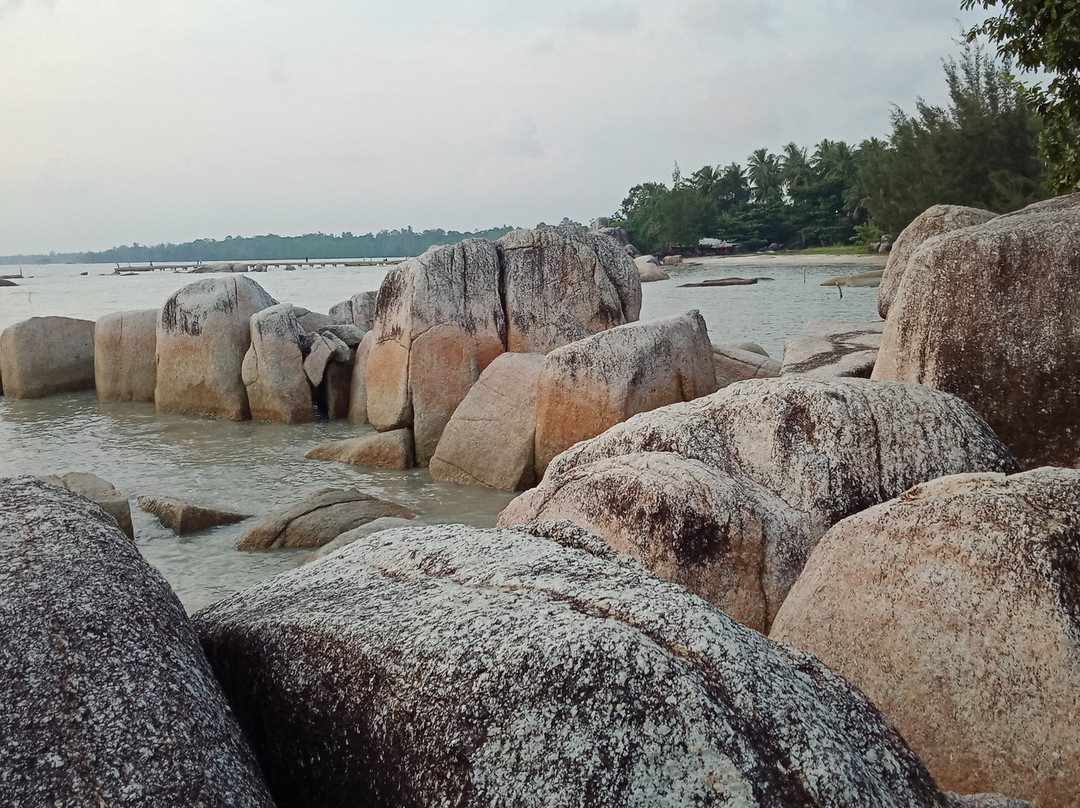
[503,378,1019,627]
[781,320,884,379]
[236,487,415,550]
[0,477,273,807]
[0,316,95,399]
[137,496,248,535]
[39,471,134,540]
[155,276,278,420]
[496,226,641,353]
[878,204,997,319]
[429,352,544,491]
[195,520,960,808]
[534,311,718,476]
[366,240,506,465]
[771,468,1080,807]
[330,290,379,332]
[348,331,373,424]
[872,194,1080,468]
[94,309,158,403]
[302,515,416,563]
[305,429,416,470]
[713,343,781,388]
[241,303,315,424]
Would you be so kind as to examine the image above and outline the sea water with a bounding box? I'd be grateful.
[0,259,879,611]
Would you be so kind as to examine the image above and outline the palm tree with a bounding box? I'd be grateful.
[747,148,783,205]
[781,142,813,198]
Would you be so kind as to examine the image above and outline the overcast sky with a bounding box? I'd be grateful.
[0,0,990,254]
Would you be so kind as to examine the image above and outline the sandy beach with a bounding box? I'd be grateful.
[692,252,888,267]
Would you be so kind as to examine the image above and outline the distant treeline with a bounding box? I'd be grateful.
[1,225,521,265]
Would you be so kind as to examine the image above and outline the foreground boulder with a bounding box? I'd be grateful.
[365,240,506,465]
[781,320,884,379]
[872,194,1080,468]
[429,352,545,490]
[495,226,641,353]
[877,204,997,319]
[195,520,963,807]
[156,276,278,419]
[0,477,273,807]
[0,316,95,398]
[771,468,1080,807]
[39,471,133,539]
[533,311,717,475]
[502,378,1018,630]
[94,309,158,402]
[237,487,415,550]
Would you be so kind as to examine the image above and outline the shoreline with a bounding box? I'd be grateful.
[693,253,888,267]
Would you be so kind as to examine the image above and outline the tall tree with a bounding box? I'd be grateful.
[781,143,813,198]
[962,0,1080,191]
[747,149,784,205]
[861,41,1044,235]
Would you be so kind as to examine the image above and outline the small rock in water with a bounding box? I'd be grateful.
[138,495,248,535]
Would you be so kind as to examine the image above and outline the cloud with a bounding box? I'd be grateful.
[563,2,641,37]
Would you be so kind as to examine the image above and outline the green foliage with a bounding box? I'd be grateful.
[963,0,1080,191]
[860,41,1045,235]
[850,220,884,247]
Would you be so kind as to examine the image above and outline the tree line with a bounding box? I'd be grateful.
[616,42,1049,254]
[1,225,519,266]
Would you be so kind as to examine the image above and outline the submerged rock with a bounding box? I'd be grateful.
[0,477,273,807]
[771,468,1080,807]
[137,495,248,535]
[195,520,960,807]
[306,429,416,471]
[236,487,414,550]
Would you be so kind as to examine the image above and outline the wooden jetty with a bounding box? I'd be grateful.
[113,258,403,274]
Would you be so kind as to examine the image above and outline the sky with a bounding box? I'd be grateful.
[0,0,992,255]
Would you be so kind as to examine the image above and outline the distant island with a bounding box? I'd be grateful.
[0,224,532,265]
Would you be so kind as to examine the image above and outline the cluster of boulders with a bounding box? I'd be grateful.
[0,475,1035,807]
[4,194,1080,805]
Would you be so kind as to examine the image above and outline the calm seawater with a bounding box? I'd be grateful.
[0,260,879,611]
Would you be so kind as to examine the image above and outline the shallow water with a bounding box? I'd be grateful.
[0,259,878,612]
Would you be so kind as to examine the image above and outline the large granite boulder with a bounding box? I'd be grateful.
[242,303,315,424]
[0,316,95,399]
[502,377,1019,630]
[781,320,884,379]
[329,290,378,331]
[195,520,965,807]
[366,240,506,465]
[94,309,157,403]
[495,226,641,353]
[878,204,997,319]
[39,471,134,540]
[534,311,717,476]
[771,468,1080,807]
[635,254,670,282]
[236,487,415,550]
[872,194,1080,468]
[429,352,545,490]
[0,477,273,807]
[155,276,278,420]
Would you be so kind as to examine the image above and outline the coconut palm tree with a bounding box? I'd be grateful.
[747,148,783,205]
[781,142,813,198]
